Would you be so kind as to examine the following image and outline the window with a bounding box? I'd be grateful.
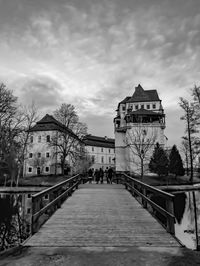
[141,104,144,109]
[109,149,111,153]
[147,104,150,109]
[92,147,94,152]
[29,153,33,158]
[46,135,50,142]
[135,105,138,110]
[45,166,49,172]
[46,152,50,158]
[122,105,125,111]
[27,208,31,214]
[38,136,41,143]
[27,194,31,198]
[101,148,103,152]
[109,157,111,163]
[37,167,41,175]
[142,129,147,136]
[92,156,95,163]
[153,104,156,109]
[28,167,32,173]
[30,136,33,143]
[44,194,49,200]
[101,156,104,163]
[38,153,41,158]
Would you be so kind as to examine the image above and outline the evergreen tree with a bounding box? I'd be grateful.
[149,143,169,176]
[169,145,185,176]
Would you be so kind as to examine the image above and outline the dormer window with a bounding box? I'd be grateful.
[141,104,144,109]
[122,105,125,111]
[147,104,150,109]
[135,105,138,110]
[153,104,156,109]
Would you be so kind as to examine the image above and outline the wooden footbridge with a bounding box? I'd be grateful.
[25,174,180,248]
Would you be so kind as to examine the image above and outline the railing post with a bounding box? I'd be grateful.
[76,176,79,189]
[166,198,175,235]
[31,196,37,235]
[142,188,147,208]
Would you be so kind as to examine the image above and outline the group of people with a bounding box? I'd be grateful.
[88,167,114,184]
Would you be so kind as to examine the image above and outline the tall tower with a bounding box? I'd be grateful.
[114,84,165,174]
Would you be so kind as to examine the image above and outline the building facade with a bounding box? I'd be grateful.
[114,84,166,174]
[83,135,115,170]
[23,114,83,177]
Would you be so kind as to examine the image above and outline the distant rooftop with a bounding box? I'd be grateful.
[29,114,79,140]
[120,84,160,104]
[83,134,115,148]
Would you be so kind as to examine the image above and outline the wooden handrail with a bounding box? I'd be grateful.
[123,173,174,200]
[117,173,175,234]
[31,174,82,234]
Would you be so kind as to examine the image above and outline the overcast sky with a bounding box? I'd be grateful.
[0,0,200,146]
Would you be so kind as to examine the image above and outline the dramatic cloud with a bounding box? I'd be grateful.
[0,0,199,146]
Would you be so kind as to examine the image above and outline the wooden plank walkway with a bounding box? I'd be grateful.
[25,183,180,247]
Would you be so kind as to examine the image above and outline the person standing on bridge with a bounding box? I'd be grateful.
[99,168,104,184]
[88,168,93,184]
[95,169,100,184]
[107,167,113,184]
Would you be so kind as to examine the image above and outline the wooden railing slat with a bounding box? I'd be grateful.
[117,173,175,234]
[31,174,82,234]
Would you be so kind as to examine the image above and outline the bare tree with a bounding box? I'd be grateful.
[15,103,38,185]
[50,104,87,175]
[179,97,199,182]
[73,150,93,175]
[0,83,38,185]
[180,138,190,176]
[29,154,47,175]
[0,83,19,185]
[125,125,157,178]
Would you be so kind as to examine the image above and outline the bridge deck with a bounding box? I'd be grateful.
[25,183,180,247]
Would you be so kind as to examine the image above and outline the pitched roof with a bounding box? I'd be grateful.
[119,96,131,104]
[118,84,160,105]
[127,84,160,103]
[83,134,115,148]
[29,114,79,140]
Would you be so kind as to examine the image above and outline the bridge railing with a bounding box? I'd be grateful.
[116,173,175,234]
[31,174,82,234]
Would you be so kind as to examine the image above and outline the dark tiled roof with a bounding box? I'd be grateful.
[29,114,79,140]
[118,84,160,105]
[83,134,115,148]
[127,84,160,103]
[119,96,131,104]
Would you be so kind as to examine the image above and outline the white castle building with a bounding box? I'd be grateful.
[83,135,115,170]
[114,84,166,174]
[23,114,83,177]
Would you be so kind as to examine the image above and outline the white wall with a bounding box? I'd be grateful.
[24,130,60,177]
[85,145,115,170]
